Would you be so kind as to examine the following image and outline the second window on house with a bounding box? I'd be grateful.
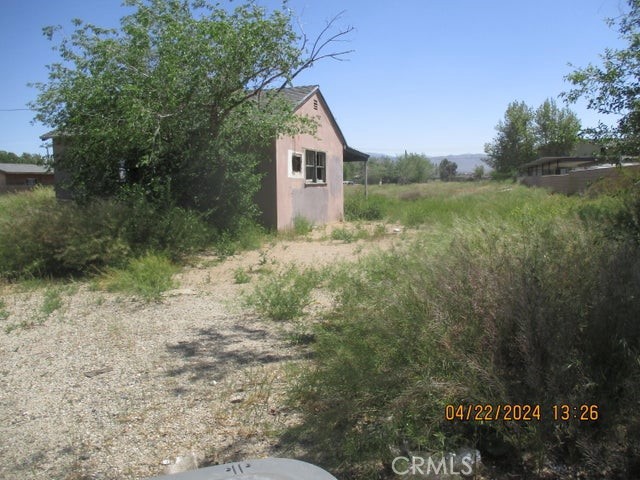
[305,150,326,183]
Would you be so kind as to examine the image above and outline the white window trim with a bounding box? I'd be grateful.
[288,149,304,179]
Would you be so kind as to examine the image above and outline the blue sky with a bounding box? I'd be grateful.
[0,0,629,157]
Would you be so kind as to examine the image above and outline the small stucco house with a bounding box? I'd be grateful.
[41,85,368,230]
[255,85,368,230]
[0,163,54,194]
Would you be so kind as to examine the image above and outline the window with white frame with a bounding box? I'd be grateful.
[288,150,304,178]
[305,150,326,183]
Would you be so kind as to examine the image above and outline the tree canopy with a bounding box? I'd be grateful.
[438,158,457,181]
[484,99,581,176]
[534,98,582,157]
[0,151,47,165]
[564,0,640,156]
[484,101,537,175]
[344,153,435,184]
[31,0,351,231]
[395,152,435,184]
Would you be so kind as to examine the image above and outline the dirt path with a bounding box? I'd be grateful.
[0,225,404,480]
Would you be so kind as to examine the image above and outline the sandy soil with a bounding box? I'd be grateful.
[0,223,405,480]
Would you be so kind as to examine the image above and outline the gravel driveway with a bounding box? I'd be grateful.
[0,231,398,479]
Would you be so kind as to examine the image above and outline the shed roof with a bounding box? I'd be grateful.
[279,85,369,162]
[344,146,370,162]
[276,86,347,143]
[279,85,319,108]
[40,85,370,161]
[521,156,597,169]
[0,163,52,174]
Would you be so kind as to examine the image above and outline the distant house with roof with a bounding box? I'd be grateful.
[42,85,369,230]
[0,163,54,194]
[520,150,640,195]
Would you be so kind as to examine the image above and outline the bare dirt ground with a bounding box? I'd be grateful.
[0,223,405,480]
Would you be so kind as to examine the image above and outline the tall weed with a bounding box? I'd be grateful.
[344,193,387,221]
[246,265,320,321]
[290,212,640,478]
[0,187,212,278]
[99,253,177,301]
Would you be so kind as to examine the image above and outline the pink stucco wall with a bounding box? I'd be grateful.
[272,91,344,230]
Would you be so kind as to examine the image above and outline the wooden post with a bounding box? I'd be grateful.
[364,159,368,198]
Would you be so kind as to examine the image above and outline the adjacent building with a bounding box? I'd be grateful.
[0,163,54,194]
[42,85,368,230]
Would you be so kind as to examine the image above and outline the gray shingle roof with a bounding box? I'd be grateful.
[0,163,52,174]
[520,156,597,169]
[40,130,57,140]
[278,85,319,108]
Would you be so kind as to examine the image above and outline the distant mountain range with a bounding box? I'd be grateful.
[429,154,490,173]
[365,153,490,174]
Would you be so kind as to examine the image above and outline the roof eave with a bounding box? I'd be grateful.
[344,146,369,162]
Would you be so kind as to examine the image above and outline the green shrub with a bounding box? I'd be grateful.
[0,189,131,278]
[0,187,212,279]
[41,288,63,317]
[246,265,319,321]
[235,220,267,251]
[214,220,266,257]
[99,253,177,301]
[330,227,354,243]
[117,189,213,259]
[293,216,313,235]
[291,213,640,478]
[344,193,387,221]
[233,267,251,284]
[602,180,640,243]
[277,216,313,240]
[0,299,8,321]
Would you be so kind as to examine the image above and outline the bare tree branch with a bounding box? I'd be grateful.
[216,11,354,118]
[280,12,354,90]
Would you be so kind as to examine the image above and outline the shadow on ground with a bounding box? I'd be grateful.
[164,315,303,383]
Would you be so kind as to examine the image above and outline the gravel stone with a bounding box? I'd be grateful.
[0,229,402,480]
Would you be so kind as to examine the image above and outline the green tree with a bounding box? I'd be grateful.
[343,161,361,182]
[473,164,485,180]
[534,98,581,157]
[484,101,536,176]
[438,158,457,181]
[0,151,46,165]
[30,0,352,231]
[366,156,397,184]
[564,0,640,155]
[396,152,434,184]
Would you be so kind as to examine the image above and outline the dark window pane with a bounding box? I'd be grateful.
[306,165,315,181]
[292,154,302,173]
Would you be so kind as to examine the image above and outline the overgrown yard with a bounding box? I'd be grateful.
[0,205,401,480]
[2,181,640,479]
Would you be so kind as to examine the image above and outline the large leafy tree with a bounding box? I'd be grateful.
[31,0,352,230]
[357,153,434,185]
[438,158,457,181]
[396,152,434,184]
[484,101,537,175]
[564,0,640,156]
[534,98,581,157]
[484,99,581,175]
